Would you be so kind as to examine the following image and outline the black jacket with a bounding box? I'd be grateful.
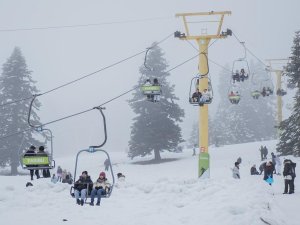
[74,176,93,192]
[283,160,296,178]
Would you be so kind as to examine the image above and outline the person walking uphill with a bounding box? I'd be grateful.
[283,159,296,194]
[104,158,110,171]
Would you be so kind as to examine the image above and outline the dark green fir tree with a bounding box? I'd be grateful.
[0,47,42,174]
[277,31,300,156]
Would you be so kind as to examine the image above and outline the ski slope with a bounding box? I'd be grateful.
[0,140,299,225]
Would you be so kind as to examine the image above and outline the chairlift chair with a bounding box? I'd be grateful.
[20,95,55,170]
[70,107,115,201]
[141,79,162,102]
[189,76,213,106]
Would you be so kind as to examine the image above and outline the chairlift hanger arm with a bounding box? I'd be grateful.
[28,94,43,129]
[89,106,107,149]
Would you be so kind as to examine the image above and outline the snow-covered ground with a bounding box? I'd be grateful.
[0,140,299,225]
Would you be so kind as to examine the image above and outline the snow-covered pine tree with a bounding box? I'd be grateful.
[128,44,184,161]
[277,31,300,156]
[213,63,276,145]
[0,47,43,174]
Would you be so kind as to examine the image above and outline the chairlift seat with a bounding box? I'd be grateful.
[141,85,161,95]
[21,155,55,170]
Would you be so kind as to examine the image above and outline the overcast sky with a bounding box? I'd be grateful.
[0,0,299,157]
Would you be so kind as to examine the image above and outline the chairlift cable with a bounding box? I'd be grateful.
[0,16,173,32]
[0,32,173,108]
[0,50,202,140]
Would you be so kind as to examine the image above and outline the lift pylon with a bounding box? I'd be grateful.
[265,58,289,137]
[175,11,231,178]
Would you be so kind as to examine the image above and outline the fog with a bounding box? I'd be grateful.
[0,0,299,157]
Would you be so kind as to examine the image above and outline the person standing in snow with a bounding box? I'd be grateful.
[57,166,62,182]
[271,152,277,174]
[104,158,110,171]
[232,162,240,179]
[259,162,266,175]
[263,161,275,185]
[283,159,296,194]
[275,155,282,175]
[263,146,268,159]
[259,145,264,161]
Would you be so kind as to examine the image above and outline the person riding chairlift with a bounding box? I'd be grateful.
[199,88,211,106]
[152,78,161,102]
[192,89,202,103]
[240,68,248,82]
[233,70,240,83]
[228,91,240,104]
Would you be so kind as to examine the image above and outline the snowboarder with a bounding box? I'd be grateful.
[283,159,296,194]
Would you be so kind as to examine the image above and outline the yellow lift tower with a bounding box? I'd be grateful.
[175,11,231,178]
[265,59,289,137]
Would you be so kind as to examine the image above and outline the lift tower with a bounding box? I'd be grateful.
[265,58,289,137]
[175,11,231,178]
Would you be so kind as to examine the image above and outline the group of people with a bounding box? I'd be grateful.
[191,88,212,106]
[235,148,296,194]
[74,170,126,206]
[261,87,273,97]
[24,145,51,180]
[143,78,161,102]
[232,68,249,83]
[51,166,73,184]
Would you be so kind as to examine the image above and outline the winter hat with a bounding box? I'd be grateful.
[30,145,36,150]
[39,146,45,151]
[82,171,88,175]
[99,172,106,178]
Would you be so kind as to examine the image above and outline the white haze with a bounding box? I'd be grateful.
[0,0,299,156]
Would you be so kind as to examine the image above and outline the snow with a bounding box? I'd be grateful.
[0,140,299,225]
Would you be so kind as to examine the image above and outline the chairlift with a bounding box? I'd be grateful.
[228,85,241,104]
[20,95,55,170]
[70,107,115,200]
[189,75,213,106]
[231,42,250,83]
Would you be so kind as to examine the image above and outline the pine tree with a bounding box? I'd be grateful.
[277,31,300,156]
[0,47,42,175]
[128,44,184,161]
[212,63,277,145]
